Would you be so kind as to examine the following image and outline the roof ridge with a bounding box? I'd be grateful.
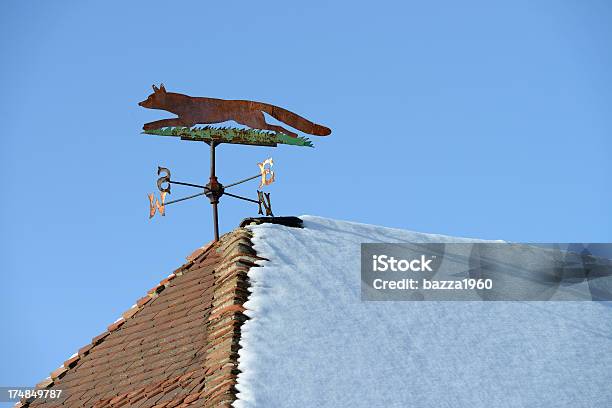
[16,237,221,407]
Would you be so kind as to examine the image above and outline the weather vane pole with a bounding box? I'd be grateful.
[207,141,220,241]
[139,83,331,242]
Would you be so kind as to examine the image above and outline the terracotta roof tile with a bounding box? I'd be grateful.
[23,227,257,408]
[137,295,153,307]
[77,343,93,356]
[186,241,214,263]
[92,331,111,345]
[106,318,125,332]
[49,366,67,380]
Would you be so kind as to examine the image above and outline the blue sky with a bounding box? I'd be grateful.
[1,0,611,395]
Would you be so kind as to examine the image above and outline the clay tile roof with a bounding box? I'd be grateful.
[19,226,265,408]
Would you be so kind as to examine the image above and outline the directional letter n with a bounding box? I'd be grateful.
[257,191,273,217]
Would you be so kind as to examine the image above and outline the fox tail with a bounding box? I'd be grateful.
[254,102,331,136]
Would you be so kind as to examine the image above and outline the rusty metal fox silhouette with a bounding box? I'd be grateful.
[138,84,331,138]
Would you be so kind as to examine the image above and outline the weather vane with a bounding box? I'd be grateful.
[139,84,331,241]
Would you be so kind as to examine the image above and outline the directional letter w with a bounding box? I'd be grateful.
[148,192,167,218]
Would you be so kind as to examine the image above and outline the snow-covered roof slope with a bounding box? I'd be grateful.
[235,216,612,407]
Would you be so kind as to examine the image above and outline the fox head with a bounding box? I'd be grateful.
[138,84,167,109]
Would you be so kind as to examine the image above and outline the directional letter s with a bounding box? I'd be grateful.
[157,167,171,194]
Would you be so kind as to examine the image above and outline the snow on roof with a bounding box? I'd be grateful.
[235,215,612,407]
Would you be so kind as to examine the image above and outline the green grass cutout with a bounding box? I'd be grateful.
[143,126,313,148]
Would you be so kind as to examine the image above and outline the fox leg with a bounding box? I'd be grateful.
[143,118,194,130]
[263,123,298,138]
[235,111,298,138]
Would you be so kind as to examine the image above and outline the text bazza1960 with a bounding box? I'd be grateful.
[139,84,332,241]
